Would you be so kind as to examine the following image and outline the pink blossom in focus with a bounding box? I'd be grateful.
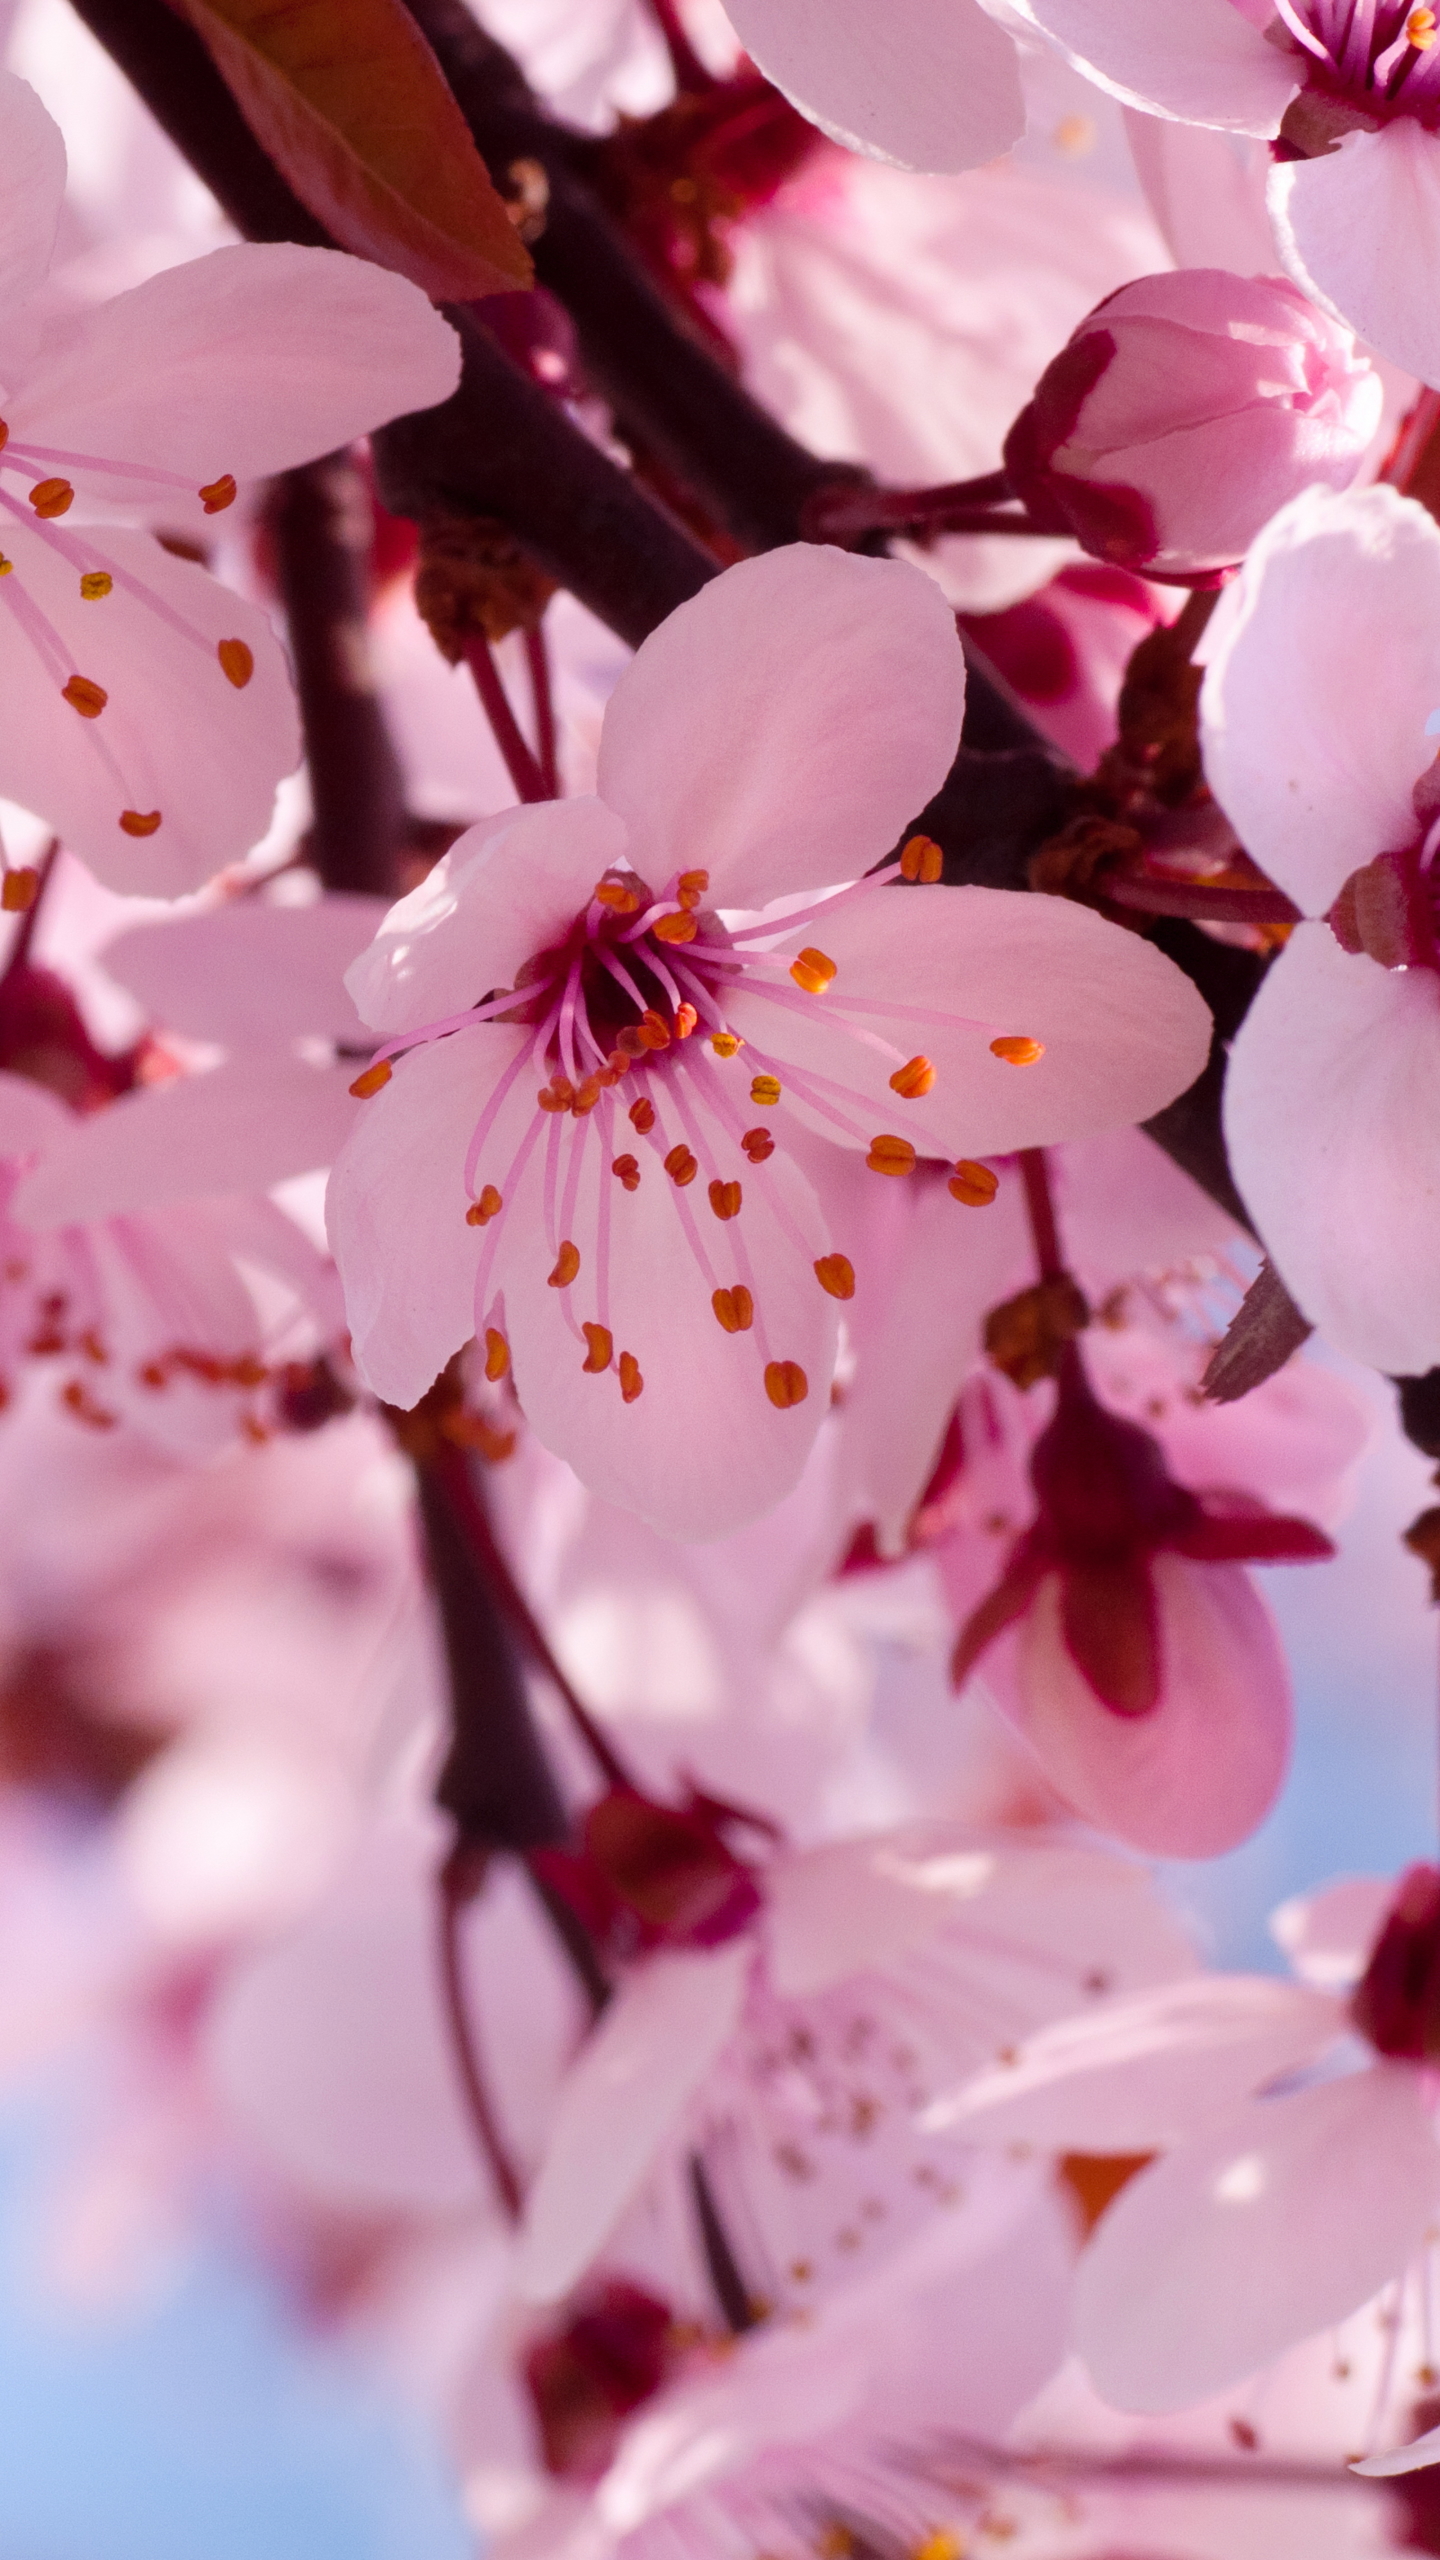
[326,545,1211,1538]
[1003,269,1380,575]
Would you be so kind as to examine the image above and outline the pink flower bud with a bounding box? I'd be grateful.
[1002,269,1382,576]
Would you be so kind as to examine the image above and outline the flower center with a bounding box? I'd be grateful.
[1328,842,1440,969]
[1351,1863,1440,2058]
[1275,0,1440,148]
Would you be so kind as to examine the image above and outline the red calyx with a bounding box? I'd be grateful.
[1328,846,1440,972]
[524,2279,675,2479]
[0,963,138,1113]
[1002,331,1161,571]
[952,1350,1333,1717]
[1351,1864,1440,2061]
[530,1783,770,1960]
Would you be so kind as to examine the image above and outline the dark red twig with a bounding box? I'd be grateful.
[1019,1147,1066,1285]
[525,623,561,799]
[438,1846,525,2219]
[464,636,551,804]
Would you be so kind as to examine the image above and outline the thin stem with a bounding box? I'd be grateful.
[1,839,58,980]
[1170,583,1223,657]
[805,470,1014,541]
[1104,874,1300,926]
[464,635,551,804]
[438,1846,524,2219]
[431,1442,636,1793]
[688,2154,761,2332]
[525,621,560,799]
[1018,1146,1066,1284]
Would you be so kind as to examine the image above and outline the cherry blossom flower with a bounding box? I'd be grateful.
[1003,0,1440,386]
[0,69,459,895]
[513,1808,1198,2310]
[930,1865,1440,2418]
[1203,483,1440,1373]
[327,544,1211,1538]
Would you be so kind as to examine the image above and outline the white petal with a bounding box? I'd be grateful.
[0,74,64,338]
[1010,0,1296,131]
[720,0,1023,173]
[1076,2069,1440,2410]
[927,1974,1342,2151]
[1271,124,1440,392]
[1356,2422,1440,2477]
[12,1061,359,1226]
[1201,484,1440,916]
[1224,926,1440,1372]
[8,245,460,506]
[516,1940,753,2304]
[102,896,386,1048]
[597,547,964,907]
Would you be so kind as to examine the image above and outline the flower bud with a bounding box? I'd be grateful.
[1002,270,1381,576]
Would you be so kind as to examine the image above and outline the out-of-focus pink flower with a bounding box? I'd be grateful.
[944,1344,1330,1857]
[327,545,1210,1539]
[0,69,459,894]
[1002,270,1380,576]
[934,1867,1440,2420]
[1205,484,1440,1373]
[717,0,1025,175]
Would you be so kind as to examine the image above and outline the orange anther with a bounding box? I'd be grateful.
[595,878,640,912]
[29,477,73,518]
[548,1241,580,1287]
[582,1322,614,1374]
[664,1144,698,1187]
[0,422,8,452]
[572,1076,601,1115]
[616,1025,648,1058]
[677,869,709,908]
[466,1183,502,1226]
[612,1153,641,1191]
[618,1350,643,1402]
[750,1074,782,1106]
[0,870,36,914]
[484,1328,510,1381]
[990,1035,1045,1066]
[63,675,107,718]
[867,1134,916,1176]
[900,833,943,883]
[764,1359,809,1409]
[80,572,112,601]
[218,638,254,688]
[814,1254,855,1300]
[949,1159,998,1207]
[119,811,162,836]
[712,1285,754,1334]
[653,910,697,944]
[674,1003,698,1039]
[741,1127,774,1164]
[789,947,836,994]
[629,1096,656,1134]
[538,1076,574,1113]
[708,1178,742,1220]
[199,474,237,513]
[349,1059,393,1099]
[889,1054,936,1099]
[639,1009,671,1049]
[711,1032,742,1058]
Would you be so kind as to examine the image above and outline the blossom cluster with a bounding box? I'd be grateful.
[0,0,1439,2552]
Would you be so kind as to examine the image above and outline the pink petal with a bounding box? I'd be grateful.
[1270,1875,1396,1990]
[1224,925,1440,1373]
[0,1068,73,1157]
[1055,1126,1243,1280]
[499,1078,841,1540]
[516,1940,753,2305]
[927,1975,1342,2151]
[0,525,299,896]
[726,882,1212,1159]
[1355,2422,1440,2478]
[11,1060,359,1225]
[719,0,1023,173]
[101,896,386,1048]
[1010,0,1297,131]
[765,1834,1002,1996]
[597,548,964,908]
[1007,1554,1292,1858]
[347,800,629,1037]
[0,74,65,338]
[326,1023,508,1410]
[1075,2068,1440,2410]
[8,245,460,503]
[1271,123,1440,392]
[1201,484,1440,917]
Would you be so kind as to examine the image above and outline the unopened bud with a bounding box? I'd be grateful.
[1002,271,1381,576]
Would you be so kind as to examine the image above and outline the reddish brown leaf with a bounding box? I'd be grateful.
[173,0,533,299]
[1201,1258,1313,1405]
